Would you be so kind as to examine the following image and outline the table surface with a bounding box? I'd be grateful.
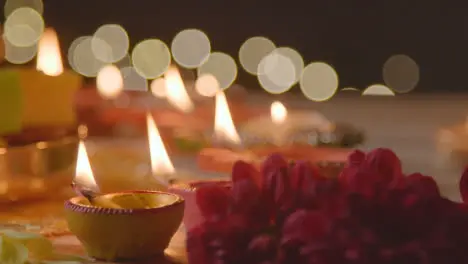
[2,93,468,263]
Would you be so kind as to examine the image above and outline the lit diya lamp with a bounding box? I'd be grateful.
[88,111,195,193]
[197,99,361,176]
[65,138,184,261]
[241,101,364,148]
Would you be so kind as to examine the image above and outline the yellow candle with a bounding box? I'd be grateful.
[0,69,22,135]
[20,28,82,128]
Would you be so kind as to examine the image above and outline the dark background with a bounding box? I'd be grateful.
[2,0,467,93]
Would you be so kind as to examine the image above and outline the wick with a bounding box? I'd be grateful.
[71,182,98,205]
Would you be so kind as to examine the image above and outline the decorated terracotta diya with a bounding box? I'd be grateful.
[169,179,230,230]
[64,190,184,261]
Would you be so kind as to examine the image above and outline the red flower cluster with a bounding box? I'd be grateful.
[187,148,468,264]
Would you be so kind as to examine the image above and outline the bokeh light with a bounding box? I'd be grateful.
[171,29,211,69]
[258,51,297,94]
[92,24,130,63]
[197,52,237,90]
[300,62,339,101]
[96,65,124,99]
[3,36,37,64]
[362,84,395,96]
[4,7,44,47]
[341,87,360,92]
[383,54,419,93]
[67,36,87,71]
[238,36,276,75]
[195,73,220,97]
[150,78,166,98]
[69,36,109,77]
[275,47,304,84]
[131,39,171,79]
[120,66,148,91]
[4,0,44,18]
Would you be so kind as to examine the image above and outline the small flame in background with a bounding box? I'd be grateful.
[96,64,123,99]
[214,91,241,144]
[271,101,287,125]
[1,0,420,100]
[36,28,63,76]
[146,113,175,178]
[164,66,194,112]
[75,140,99,192]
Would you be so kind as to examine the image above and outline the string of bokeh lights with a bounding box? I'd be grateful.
[1,0,421,100]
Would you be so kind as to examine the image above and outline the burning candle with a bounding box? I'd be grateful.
[0,28,82,139]
[24,28,82,128]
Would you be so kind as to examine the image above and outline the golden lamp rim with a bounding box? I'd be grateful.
[64,190,185,215]
[0,136,78,154]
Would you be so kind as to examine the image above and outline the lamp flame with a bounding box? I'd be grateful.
[147,113,175,177]
[96,65,124,99]
[75,141,98,191]
[164,66,194,113]
[214,92,241,144]
[36,28,63,76]
[271,101,287,124]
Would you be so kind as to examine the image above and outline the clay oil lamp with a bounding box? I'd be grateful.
[197,99,362,177]
[65,140,184,261]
